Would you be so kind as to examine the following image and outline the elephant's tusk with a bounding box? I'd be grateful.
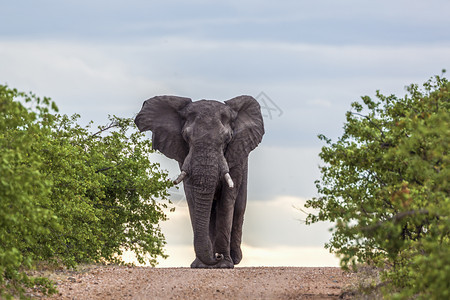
[173,171,187,185]
[224,173,234,188]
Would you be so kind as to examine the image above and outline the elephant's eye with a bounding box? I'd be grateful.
[223,127,233,144]
[220,112,230,125]
[182,126,192,142]
[226,131,233,143]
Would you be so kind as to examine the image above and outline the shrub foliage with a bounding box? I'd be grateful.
[306,73,449,299]
[0,85,172,298]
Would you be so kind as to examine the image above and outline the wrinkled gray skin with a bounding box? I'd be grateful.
[135,95,264,268]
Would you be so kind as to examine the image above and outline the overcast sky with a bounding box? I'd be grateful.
[1,0,449,267]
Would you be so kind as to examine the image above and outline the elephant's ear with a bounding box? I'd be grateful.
[135,95,192,164]
[225,95,265,168]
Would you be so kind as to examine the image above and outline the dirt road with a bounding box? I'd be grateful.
[42,265,353,299]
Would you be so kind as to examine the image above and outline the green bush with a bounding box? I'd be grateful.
[306,72,449,299]
[0,85,173,298]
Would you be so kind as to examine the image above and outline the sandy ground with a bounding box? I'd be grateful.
[40,265,354,299]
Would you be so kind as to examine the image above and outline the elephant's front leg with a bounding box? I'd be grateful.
[230,167,247,265]
[213,184,238,269]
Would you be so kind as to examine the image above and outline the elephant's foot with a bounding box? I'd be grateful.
[215,255,234,269]
[190,255,234,269]
[190,257,212,269]
[231,247,242,265]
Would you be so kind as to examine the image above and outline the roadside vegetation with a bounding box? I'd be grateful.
[0,85,173,299]
[306,71,449,299]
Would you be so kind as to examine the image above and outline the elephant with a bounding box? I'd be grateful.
[134,95,264,268]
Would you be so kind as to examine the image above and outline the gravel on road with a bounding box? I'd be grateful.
[43,266,353,299]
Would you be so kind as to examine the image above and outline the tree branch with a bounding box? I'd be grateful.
[95,161,123,173]
[361,209,430,231]
[351,112,387,141]
[90,121,119,138]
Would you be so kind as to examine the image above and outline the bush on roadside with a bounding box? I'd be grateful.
[306,72,449,299]
[0,85,172,298]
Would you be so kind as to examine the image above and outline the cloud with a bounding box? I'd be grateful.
[0,41,165,125]
[248,146,323,200]
[1,38,449,138]
[238,244,339,267]
[243,196,333,248]
[3,0,450,46]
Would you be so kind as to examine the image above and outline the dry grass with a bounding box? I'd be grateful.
[340,264,384,299]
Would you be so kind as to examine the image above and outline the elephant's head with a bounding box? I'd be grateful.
[134,95,264,265]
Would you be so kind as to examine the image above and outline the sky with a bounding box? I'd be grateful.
[1,0,450,267]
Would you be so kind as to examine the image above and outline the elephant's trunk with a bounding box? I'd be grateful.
[191,187,219,265]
